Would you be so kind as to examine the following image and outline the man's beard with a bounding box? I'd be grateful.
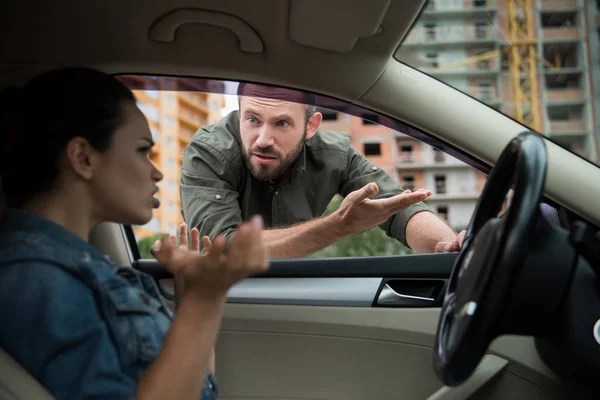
[243,132,306,182]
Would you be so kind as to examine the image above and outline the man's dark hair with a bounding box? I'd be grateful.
[0,67,136,207]
[237,82,317,124]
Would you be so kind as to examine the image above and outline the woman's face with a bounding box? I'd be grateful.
[90,102,163,225]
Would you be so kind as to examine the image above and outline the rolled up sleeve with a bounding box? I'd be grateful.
[180,138,242,247]
[339,146,432,248]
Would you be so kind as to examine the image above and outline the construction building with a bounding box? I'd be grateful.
[120,76,225,238]
[318,108,487,232]
[386,0,600,230]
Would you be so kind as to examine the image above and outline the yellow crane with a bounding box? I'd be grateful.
[432,0,558,132]
[507,0,539,131]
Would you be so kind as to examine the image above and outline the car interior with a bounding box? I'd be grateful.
[1,0,600,399]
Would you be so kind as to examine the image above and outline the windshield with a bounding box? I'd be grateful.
[395,0,600,167]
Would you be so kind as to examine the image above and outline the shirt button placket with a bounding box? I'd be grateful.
[272,190,279,226]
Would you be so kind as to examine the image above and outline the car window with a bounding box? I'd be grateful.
[395,0,599,167]
[307,110,490,258]
[121,76,507,259]
[124,81,225,254]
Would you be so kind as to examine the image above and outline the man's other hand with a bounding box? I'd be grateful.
[435,230,466,253]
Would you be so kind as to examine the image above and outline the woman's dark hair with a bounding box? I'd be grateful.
[0,67,135,207]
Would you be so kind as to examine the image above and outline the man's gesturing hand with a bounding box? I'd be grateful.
[151,216,270,299]
[334,183,432,236]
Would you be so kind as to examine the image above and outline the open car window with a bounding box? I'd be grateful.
[120,75,509,259]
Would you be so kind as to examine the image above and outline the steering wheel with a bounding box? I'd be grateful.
[433,131,548,386]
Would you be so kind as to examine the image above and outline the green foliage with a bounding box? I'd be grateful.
[308,195,413,258]
[137,232,169,259]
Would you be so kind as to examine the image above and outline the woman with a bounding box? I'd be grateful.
[0,67,269,399]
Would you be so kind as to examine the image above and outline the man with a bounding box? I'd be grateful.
[180,83,464,258]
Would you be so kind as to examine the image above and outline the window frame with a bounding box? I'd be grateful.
[117,74,572,264]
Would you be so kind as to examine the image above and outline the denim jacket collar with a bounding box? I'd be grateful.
[0,208,113,271]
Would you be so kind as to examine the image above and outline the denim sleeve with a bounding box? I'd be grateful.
[0,262,137,400]
[201,372,219,400]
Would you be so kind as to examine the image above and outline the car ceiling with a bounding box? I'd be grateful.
[0,0,424,100]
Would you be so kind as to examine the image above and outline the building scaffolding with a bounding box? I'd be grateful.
[433,0,561,132]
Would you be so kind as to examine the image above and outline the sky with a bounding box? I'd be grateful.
[220,81,240,117]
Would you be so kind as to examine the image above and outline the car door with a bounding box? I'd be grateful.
[122,76,564,400]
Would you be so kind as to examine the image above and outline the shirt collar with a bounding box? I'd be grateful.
[292,144,307,176]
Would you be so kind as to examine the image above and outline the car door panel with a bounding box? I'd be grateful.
[133,251,589,399]
[217,304,442,400]
[216,304,584,400]
[135,254,453,398]
[159,276,448,308]
[140,253,455,309]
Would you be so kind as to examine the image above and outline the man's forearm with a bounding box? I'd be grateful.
[262,213,349,258]
[405,211,457,253]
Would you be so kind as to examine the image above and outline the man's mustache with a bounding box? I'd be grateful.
[251,146,281,158]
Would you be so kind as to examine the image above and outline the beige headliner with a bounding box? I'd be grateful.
[1,0,598,225]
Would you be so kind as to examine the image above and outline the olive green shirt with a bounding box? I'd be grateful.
[180,111,432,250]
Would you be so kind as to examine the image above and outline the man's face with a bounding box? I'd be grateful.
[239,86,320,181]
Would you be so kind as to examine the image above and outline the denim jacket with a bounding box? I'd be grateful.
[0,209,218,399]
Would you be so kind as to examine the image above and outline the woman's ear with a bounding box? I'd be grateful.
[64,137,98,181]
